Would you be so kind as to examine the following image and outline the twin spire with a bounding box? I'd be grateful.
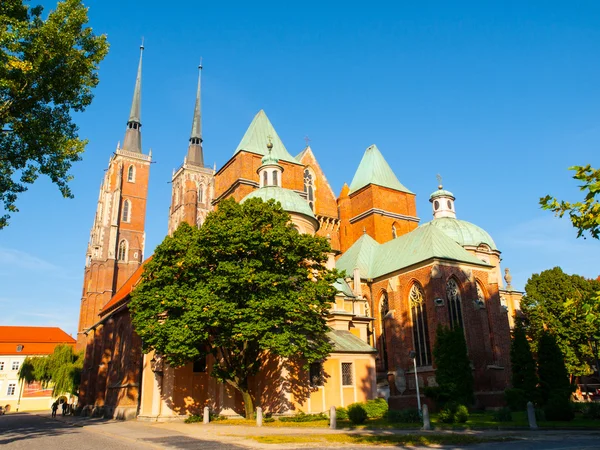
[121,42,204,165]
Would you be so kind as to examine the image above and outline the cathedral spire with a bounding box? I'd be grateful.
[122,42,144,153]
[186,62,204,165]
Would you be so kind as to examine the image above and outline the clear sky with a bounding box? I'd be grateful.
[1,1,599,337]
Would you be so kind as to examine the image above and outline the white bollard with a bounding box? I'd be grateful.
[527,401,538,430]
[203,406,209,424]
[421,404,431,430]
[330,405,336,429]
[256,407,263,427]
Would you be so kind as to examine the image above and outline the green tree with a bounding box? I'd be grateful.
[129,198,340,418]
[521,267,600,379]
[541,165,600,239]
[18,344,83,397]
[510,321,538,393]
[1,0,109,228]
[537,332,571,406]
[432,325,474,405]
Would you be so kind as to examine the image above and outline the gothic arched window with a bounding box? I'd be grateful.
[379,292,390,371]
[304,169,315,211]
[117,240,128,261]
[198,185,204,203]
[272,170,278,187]
[127,165,135,182]
[122,199,130,222]
[476,282,486,306]
[263,171,268,187]
[446,278,464,330]
[410,283,431,366]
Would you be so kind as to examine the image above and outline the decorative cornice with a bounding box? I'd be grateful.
[349,208,420,224]
[115,149,151,162]
[212,178,259,204]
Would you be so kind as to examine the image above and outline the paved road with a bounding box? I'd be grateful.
[1,412,600,449]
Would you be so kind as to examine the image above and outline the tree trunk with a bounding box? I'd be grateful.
[241,388,254,419]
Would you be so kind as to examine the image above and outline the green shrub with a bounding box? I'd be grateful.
[263,417,275,423]
[582,402,600,420]
[571,402,588,413]
[210,413,227,421]
[438,407,455,423]
[347,403,368,424]
[387,409,421,423]
[534,408,545,422]
[437,402,469,424]
[184,414,202,423]
[336,407,348,420]
[544,392,574,421]
[504,388,528,411]
[492,407,513,422]
[279,412,328,422]
[362,398,388,419]
[455,404,469,423]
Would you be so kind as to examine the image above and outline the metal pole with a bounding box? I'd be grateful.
[413,357,421,413]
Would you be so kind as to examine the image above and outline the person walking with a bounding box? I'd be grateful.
[61,400,67,416]
[51,401,58,418]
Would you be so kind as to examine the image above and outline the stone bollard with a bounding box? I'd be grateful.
[527,401,538,430]
[330,405,336,430]
[421,404,431,430]
[203,406,209,424]
[256,407,263,427]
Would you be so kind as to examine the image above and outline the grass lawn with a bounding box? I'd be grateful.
[247,433,515,446]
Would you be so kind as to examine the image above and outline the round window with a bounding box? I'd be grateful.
[434,200,439,210]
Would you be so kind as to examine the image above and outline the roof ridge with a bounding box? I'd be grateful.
[348,144,413,195]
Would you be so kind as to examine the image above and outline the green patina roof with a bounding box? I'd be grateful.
[333,278,355,298]
[241,186,316,222]
[348,145,413,195]
[327,330,377,354]
[430,188,455,200]
[234,110,298,163]
[261,151,279,166]
[337,225,490,280]
[421,217,498,251]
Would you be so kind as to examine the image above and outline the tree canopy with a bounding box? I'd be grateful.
[541,165,600,239]
[0,0,109,228]
[129,198,340,418]
[18,344,83,397]
[521,267,600,379]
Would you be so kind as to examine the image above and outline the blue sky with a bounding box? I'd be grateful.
[1,1,599,337]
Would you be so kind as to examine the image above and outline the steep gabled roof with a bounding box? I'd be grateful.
[234,110,298,163]
[348,144,413,195]
[337,226,490,280]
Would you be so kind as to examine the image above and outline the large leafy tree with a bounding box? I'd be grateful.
[540,165,600,239]
[1,0,109,228]
[129,198,340,418]
[510,321,538,398]
[521,267,600,380]
[18,344,83,397]
[537,332,571,406]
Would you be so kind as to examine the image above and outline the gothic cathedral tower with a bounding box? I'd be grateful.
[168,64,215,234]
[77,45,151,349]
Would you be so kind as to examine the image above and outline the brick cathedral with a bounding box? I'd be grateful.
[76,46,522,419]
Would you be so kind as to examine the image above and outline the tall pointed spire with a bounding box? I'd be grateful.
[122,41,144,153]
[186,61,204,165]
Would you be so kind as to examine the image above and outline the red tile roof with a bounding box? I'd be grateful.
[100,257,151,316]
[0,326,75,355]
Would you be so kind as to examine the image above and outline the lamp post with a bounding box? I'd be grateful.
[409,350,422,415]
[590,337,599,377]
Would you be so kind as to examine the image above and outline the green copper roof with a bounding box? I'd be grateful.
[261,150,279,166]
[241,186,316,222]
[234,110,298,163]
[327,330,377,354]
[333,278,355,298]
[348,145,413,195]
[430,188,455,200]
[421,217,498,251]
[337,225,489,280]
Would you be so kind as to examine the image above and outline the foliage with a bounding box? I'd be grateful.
[437,402,469,424]
[437,407,455,424]
[544,392,575,421]
[541,165,600,239]
[129,198,340,418]
[492,407,513,422]
[18,344,83,397]
[537,332,572,406]
[521,267,600,378]
[432,325,474,405]
[347,403,368,424]
[184,414,202,423]
[582,402,600,420]
[361,398,388,419]
[278,412,328,422]
[504,388,528,412]
[387,408,422,423]
[0,0,109,228]
[510,321,538,401]
[455,404,469,423]
[336,406,348,420]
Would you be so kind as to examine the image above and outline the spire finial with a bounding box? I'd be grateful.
[304,135,311,147]
[363,227,367,235]
[436,173,443,190]
[122,43,144,153]
[266,135,273,151]
[186,60,204,165]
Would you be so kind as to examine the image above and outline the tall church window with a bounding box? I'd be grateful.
[304,169,315,211]
[446,278,464,330]
[122,199,130,222]
[117,240,128,261]
[198,184,204,203]
[272,170,278,187]
[379,292,390,371]
[410,283,431,366]
[476,282,485,306]
[127,165,135,182]
[263,171,268,187]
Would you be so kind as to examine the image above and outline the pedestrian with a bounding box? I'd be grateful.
[51,401,58,418]
[61,400,67,416]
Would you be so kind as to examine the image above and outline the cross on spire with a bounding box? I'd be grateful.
[436,173,443,189]
[304,135,311,147]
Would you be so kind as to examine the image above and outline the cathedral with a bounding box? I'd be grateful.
[76,46,522,420]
